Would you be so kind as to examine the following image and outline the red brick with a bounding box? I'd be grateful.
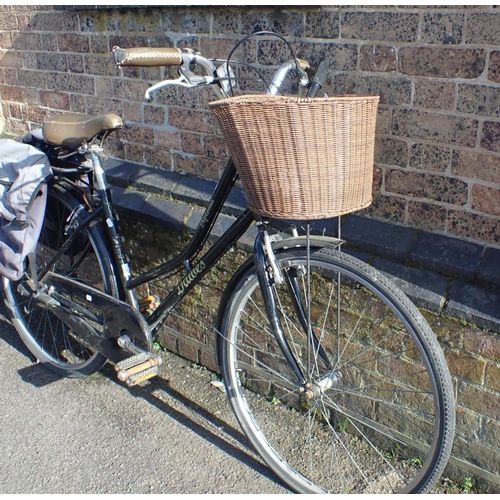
[362,192,405,223]
[144,105,165,126]
[471,185,500,216]
[342,11,418,42]
[0,84,25,103]
[452,150,500,184]
[414,80,455,111]
[421,12,464,44]
[459,381,499,420]
[409,143,450,173]
[204,134,229,159]
[462,329,500,361]
[40,90,70,111]
[305,10,340,39]
[486,363,500,392]
[360,45,397,72]
[169,108,215,134]
[385,169,468,205]
[481,121,500,153]
[181,132,204,156]
[466,12,500,44]
[488,51,500,84]
[155,130,180,151]
[445,349,486,384]
[121,122,155,147]
[392,109,478,147]
[448,210,500,246]
[407,201,447,232]
[400,47,486,78]
[0,51,23,69]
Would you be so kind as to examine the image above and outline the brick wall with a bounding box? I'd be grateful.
[2,6,500,247]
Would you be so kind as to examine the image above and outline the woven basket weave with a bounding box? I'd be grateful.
[210,94,379,220]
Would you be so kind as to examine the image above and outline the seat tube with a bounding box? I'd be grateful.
[89,148,109,192]
[89,149,138,307]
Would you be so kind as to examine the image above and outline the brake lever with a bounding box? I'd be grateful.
[144,70,214,102]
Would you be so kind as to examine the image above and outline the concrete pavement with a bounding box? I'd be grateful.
[0,307,288,494]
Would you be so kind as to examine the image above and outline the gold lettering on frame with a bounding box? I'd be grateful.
[176,260,207,295]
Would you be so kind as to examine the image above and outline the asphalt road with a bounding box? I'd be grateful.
[0,305,289,494]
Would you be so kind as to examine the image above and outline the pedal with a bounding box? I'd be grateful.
[138,296,158,313]
[115,352,162,387]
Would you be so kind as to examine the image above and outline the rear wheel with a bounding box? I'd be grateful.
[2,184,119,377]
[221,246,455,494]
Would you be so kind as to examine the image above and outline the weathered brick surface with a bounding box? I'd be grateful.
[481,121,500,153]
[421,12,465,44]
[465,12,500,44]
[409,143,451,173]
[472,185,500,216]
[414,80,455,111]
[385,170,468,205]
[391,109,478,147]
[445,349,486,384]
[448,210,500,246]
[486,362,500,392]
[457,83,500,117]
[488,51,500,83]
[17,5,500,244]
[452,150,500,184]
[359,44,396,72]
[406,200,447,232]
[399,47,486,79]
[341,11,419,42]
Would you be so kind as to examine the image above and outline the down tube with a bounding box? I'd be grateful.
[147,208,255,333]
[127,159,240,289]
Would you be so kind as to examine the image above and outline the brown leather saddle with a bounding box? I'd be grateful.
[42,113,123,147]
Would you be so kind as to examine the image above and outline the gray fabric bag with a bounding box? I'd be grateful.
[0,139,52,281]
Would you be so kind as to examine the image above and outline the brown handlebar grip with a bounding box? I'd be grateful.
[112,47,183,67]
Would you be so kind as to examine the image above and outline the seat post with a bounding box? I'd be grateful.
[88,148,108,192]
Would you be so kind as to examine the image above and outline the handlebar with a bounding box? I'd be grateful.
[267,58,313,96]
[307,59,331,98]
[112,46,184,67]
[112,45,329,101]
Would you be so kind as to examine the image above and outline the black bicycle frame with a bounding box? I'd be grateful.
[38,153,324,385]
[121,158,256,334]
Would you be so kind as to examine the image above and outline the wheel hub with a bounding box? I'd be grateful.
[303,369,342,400]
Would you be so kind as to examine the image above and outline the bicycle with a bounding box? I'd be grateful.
[2,32,455,494]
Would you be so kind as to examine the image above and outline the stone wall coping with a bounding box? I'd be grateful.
[103,157,500,334]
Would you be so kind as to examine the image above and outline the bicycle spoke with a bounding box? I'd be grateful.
[222,247,454,493]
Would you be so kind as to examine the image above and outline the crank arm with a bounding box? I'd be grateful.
[43,272,153,363]
[45,297,125,361]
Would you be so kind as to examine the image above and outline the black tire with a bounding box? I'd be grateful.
[2,184,120,377]
[221,246,455,494]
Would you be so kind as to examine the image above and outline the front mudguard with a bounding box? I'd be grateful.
[214,235,343,371]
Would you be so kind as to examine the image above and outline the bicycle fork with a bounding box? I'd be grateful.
[253,224,335,398]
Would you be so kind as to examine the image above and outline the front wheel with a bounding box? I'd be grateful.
[221,246,455,494]
[2,184,120,377]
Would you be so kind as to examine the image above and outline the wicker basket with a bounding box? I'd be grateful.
[209,94,379,220]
